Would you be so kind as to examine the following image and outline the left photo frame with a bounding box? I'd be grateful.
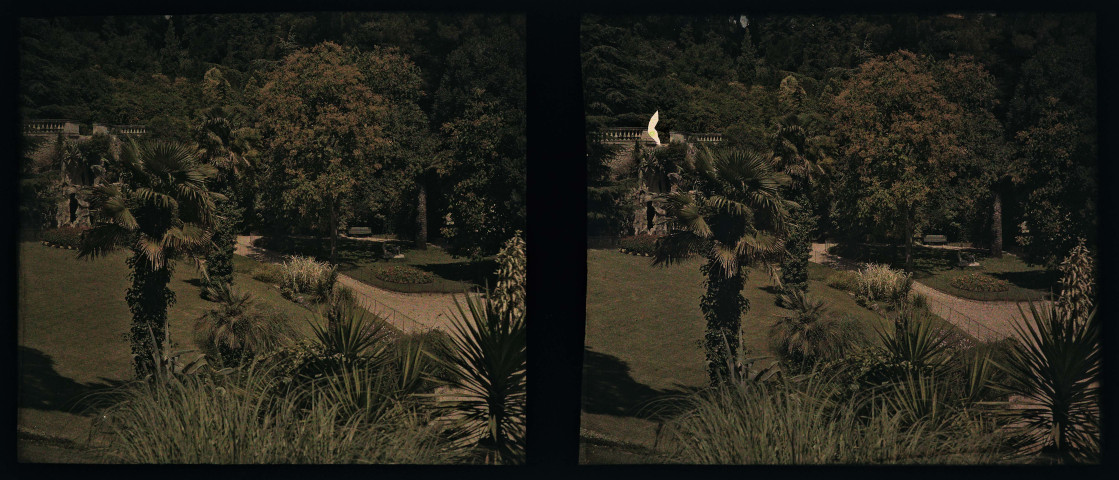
[15,11,526,464]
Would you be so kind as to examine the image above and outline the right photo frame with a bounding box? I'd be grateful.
[581,12,1100,464]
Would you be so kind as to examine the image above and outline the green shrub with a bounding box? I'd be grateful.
[251,263,284,284]
[618,234,659,255]
[41,226,87,248]
[826,270,860,292]
[373,264,435,285]
[88,367,462,463]
[950,273,1010,293]
[279,256,337,303]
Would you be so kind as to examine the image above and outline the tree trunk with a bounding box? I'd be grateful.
[329,197,338,264]
[701,257,747,385]
[904,206,913,273]
[991,189,1003,258]
[416,176,428,250]
[126,248,174,379]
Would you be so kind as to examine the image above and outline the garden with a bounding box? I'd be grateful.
[582,13,1099,465]
[18,12,527,464]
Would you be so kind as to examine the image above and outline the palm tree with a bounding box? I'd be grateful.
[79,139,221,378]
[194,111,251,297]
[654,146,795,384]
[769,290,855,370]
[192,283,292,367]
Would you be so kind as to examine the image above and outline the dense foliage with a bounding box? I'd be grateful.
[582,13,1097,266]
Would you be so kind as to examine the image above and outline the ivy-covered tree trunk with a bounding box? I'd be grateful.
[780,196,814,298]
[904,206,914,273]
[700,258,747,385]
[203,186,239,296]
[125,248,175,378]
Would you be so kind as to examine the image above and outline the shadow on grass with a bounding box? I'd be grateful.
[417,260,498,287]
[581,347,698,422]
[18,346,124,416]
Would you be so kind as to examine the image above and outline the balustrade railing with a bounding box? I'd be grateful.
[597,127,722,145]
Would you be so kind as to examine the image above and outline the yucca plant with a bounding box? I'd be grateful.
[430,292,526,465]
[308,299,389,364]
[876,306,952,373]
[991,302,1099,463]
[884,372,950,428]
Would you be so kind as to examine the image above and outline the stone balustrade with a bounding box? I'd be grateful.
[114,125,147,136]
[24,119,80,136]
[597,127,721,145]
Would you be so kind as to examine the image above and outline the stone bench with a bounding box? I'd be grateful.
[923,234,948,245]
[347,226,372,237]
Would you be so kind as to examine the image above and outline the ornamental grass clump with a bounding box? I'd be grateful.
[855,264,913,308]
[279,255,337,302]
[87,365,462,464]
[658,375,1015,464]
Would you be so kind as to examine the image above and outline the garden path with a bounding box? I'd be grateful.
[235,236,472,333]
[810,243,1049,342]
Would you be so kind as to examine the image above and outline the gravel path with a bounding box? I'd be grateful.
[235,235,473,333]
[810,243,1048,342]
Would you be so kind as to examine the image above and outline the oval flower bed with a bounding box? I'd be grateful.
[373,264,435,285]
[950,273,1009,293]
[618,234,660,257]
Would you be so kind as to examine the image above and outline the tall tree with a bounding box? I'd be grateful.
[79,140,220,378]
[653,147,794,384]
[831,50,965,272]
[255,42,389,262]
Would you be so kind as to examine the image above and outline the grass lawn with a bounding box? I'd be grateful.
[581,249,891,463]
[254,235,496,293]
[827,243,1055,301]
[17,242,315,461]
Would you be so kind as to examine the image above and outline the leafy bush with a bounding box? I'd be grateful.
[373,264,435,285]
[854,264,913,308]
[279,256,338,302]
[950,273,1010,293]
[41,226,86,248]
[825,270,860,292]
[88,367,462,463]
[618,234,659,255]
[251,263,284,284]
[658,377,1016,464]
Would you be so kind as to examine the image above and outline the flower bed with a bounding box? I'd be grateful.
[373,265,435,285]
[40,226,87,249]
[950,273,1009,293]
[618,234,659,256]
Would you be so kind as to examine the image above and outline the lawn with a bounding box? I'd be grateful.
[826,243,1055,301]
[17,242,315,461]
[253,235,496,293]
[581,249,891,463]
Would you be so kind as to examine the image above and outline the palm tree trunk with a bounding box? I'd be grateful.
[416,176,428,250]
[126,248,174,379]
[991,189,1003,258]
[701,257,747,385]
